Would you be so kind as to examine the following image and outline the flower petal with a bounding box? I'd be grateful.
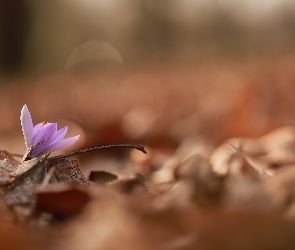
[33,123,57,145]
[39,135,80,155]
[31,123,57,157]
[49,126,68,145]
[20,105,34,147]
[33,123,44,136]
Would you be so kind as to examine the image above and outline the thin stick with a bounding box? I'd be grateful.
[49,144,147,160]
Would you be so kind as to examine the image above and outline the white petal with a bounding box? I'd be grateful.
[20,104,34,147]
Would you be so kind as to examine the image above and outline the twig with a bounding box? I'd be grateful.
[49,144,147,160]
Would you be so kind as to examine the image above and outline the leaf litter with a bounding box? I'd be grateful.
[2,64,295,249]
[1,128,295,249]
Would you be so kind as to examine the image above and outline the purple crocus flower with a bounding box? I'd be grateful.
[20,104,80,158]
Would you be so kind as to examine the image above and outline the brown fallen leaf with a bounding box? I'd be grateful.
[210,138,270,179]
[35,186,92,218]
[47,158,91,186]
[0,155,90,220]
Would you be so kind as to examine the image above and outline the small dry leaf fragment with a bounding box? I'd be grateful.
[46,158,91,186]
[89,171,118,184]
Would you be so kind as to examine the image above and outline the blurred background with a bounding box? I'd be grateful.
[1,0,295,75]
[1,0,295,156]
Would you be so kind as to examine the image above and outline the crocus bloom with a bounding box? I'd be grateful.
[20,104,80,158]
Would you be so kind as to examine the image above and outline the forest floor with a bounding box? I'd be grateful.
[1,55,295,249]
